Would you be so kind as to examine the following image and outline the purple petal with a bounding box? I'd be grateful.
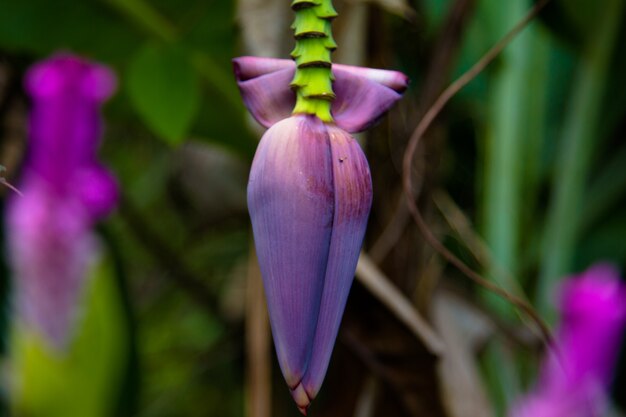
[74,165,119,220]
[26,53,116,101]
[333,63,409,92]
[232,57,408,132]
[25,54,116,188]
[6,178,98,349]
[511,392,601,417]
[332,68,405,133]
[511,263,626,417]
[542,264,626,392]
[247,115,334,397]
[233,58,295,130]
[301,126,373,403]
[232,56,293,81]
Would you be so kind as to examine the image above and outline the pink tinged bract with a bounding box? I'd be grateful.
[6,54,117,350]
[247,115,373,412]
[233,56,409,133]
[8,181,99,349]
[300,123,373,400]
[511,263,626,417]
[248,115,334,392]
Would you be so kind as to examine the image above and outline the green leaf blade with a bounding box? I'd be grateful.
[127,43,200,145]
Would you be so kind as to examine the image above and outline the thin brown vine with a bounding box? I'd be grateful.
[401,0,554,346]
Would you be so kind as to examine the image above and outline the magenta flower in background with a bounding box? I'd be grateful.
[234,56,408,412]
[511,263,626,417]
[6,54,118,350]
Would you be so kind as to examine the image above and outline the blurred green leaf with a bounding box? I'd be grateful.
[183,0,235,58]
[537,0,625,318]
[127,42,201,145]
[10,257,128,417]
[576,214,626,270]
[581,145,626,232]
[558,0,603,36]
[102,0,177,42]
[0,0,140,64]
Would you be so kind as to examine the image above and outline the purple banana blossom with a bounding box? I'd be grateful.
[6,54,118,350]
[234,56,408,412]
[511,263,626,417]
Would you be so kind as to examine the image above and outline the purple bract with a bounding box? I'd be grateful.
[6,54,118,350]
[511,263,626,417]
[235,56,408,412]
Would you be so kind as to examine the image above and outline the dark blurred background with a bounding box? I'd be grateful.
[0,0,625,416]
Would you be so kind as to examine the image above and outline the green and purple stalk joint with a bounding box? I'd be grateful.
[290,0,337,122]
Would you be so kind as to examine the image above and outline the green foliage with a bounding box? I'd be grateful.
[0,0,140,63]
[0,0,252,155]
[127,43,201,145]
[10,258,128,417]
[538,0,625,317]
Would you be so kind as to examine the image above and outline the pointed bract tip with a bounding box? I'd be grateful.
[290,382,313,412]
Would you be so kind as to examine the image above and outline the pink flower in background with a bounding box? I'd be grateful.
[511,263,626,417]
[6,54,118,350]
[234,56,408,412]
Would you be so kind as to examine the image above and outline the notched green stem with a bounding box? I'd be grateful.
[290,0,337,122]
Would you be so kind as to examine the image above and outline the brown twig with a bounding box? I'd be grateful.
[431,189,517,290]
[0,130,24,197]
[0,62,25,197]
[340,330,415,417]
[245,245,272,417]
[417,0,477,115]
[356,252,445,355]
[401,0,553,345]
[0,177,22,196]
[370,0,477,263]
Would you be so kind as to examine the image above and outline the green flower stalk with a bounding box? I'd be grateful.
[290,0,338,122]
